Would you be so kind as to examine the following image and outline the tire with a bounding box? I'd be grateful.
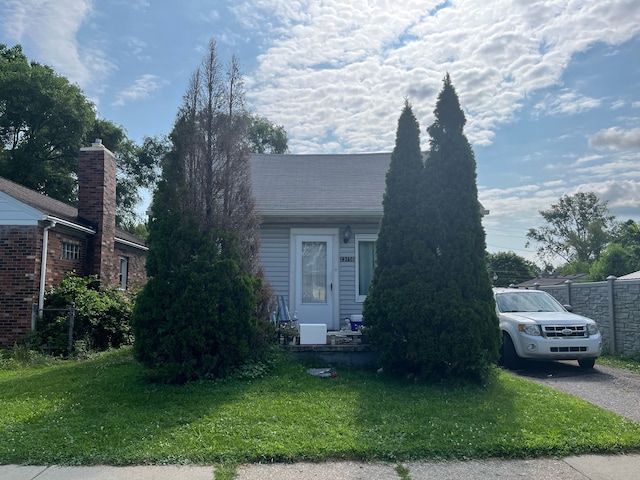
[578,357,596,369]
[500,332,521,369]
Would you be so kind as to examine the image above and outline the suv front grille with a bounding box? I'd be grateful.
[543,325,587,338]
[550,346,588,352]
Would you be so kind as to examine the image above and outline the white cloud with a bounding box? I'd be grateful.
[0,0,115,88]
[238,0,640,153]
[124,37,150,61]
[534,90,601,117]
[112,74,166,106]
[573,154,605,166]
[599,180,640,217]
[588,127,640,150]
[611,99,626,110]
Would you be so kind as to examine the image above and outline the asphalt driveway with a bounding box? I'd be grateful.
[509,360,640,422]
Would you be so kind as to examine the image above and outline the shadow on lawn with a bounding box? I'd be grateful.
[3,352,628,465]
[0,349,259,465]
[509,359,616,382]
[291,360,522,461]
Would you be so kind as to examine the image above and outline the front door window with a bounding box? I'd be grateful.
[294,233,335,327]
[302,241,327,304]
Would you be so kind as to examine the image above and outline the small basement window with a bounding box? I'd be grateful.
[60,242,80,260]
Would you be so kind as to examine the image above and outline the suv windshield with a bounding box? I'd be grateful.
[496,292,565,313]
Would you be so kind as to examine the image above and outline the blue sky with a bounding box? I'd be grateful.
[2,0,639,267]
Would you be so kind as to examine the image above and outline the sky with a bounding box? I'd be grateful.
[2,0,640,268]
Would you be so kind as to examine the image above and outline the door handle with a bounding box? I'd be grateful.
[330,283,333,291]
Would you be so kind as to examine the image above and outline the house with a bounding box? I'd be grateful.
[514,273,588,288]
[252,152,491,332]
[618,270,640,280]
[251,152,391,331]
[0,140,147,347]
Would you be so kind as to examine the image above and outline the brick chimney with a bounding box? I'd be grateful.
[77,139,117,286]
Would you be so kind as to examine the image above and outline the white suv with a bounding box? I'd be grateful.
[494,287,602,369]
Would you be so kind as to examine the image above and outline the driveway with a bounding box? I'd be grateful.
[509,360,640,422]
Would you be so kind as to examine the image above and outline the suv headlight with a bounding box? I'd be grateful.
[518,324,541,336]
[587,323,599,335]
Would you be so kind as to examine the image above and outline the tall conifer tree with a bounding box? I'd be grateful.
[363,100,426,372]
[418,74,500,382]
[131,40,269,383]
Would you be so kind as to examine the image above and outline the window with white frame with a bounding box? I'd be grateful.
[355,234,377,302]
[119,256,128,290]
[60,242,80,260]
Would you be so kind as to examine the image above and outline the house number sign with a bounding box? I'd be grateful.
[340,256,355,263]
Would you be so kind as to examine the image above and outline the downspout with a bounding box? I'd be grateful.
[37,218,56,323]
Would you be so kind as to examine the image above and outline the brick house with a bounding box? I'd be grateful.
[0,140,147,347]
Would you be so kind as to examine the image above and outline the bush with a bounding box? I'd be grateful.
[132,251,269,383]
[133,145,273,384]
[365,79,500,384]
[35,273,134,356]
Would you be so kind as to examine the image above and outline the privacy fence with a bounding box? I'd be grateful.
[537,277,640,355]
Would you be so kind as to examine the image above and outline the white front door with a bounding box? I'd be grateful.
[292,232,337,328]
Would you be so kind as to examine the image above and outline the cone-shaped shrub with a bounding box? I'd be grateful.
[416,74,500,382]
[132,157,265,383]
[365,79,500,384]
[364,100,428,373]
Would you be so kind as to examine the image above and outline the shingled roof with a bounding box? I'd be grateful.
[0,176,78,224]
[0,176,146,249]
[250,153,390,219]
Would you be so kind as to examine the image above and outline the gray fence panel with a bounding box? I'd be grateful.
[540,278,640,355]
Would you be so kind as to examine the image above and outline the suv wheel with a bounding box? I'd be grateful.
[500,332,521,369]
[578,357,596,369]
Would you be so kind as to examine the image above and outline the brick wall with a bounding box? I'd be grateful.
[115,243,147,289]
[0,141,147,348]
[46,229,89,283]
[78,141,117,285]
[0,225,40,346]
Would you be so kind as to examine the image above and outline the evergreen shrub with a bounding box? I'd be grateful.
[131,180,271,383]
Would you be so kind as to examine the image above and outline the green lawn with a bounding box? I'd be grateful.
[599,353,640,374]
[1,347,639,467]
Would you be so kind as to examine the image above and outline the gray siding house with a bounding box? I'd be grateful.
[251,153,390,331]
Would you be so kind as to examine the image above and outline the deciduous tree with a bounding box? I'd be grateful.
[0,44,94,203]
[487,251,540,287]
[0,44,163,227]
[247,114,288,154]
[526,192,614,265]
[589,219,640,280]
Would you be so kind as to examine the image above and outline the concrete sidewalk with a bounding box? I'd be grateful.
[3,454,640,479]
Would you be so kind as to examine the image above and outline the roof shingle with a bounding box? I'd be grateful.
[250,153,390,216]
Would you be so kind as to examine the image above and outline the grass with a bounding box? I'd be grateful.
[599,353,640,373]
[1,347,639,468]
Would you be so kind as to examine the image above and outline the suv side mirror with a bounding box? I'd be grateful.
[563,304,573,312]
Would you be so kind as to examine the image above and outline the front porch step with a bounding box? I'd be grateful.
[280,343,378,367]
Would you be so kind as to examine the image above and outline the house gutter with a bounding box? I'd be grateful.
[259,209,383,217]
[115,237,148,251]
[36,215,96,323]
[37,218,56,323]
[43,215,95,234]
